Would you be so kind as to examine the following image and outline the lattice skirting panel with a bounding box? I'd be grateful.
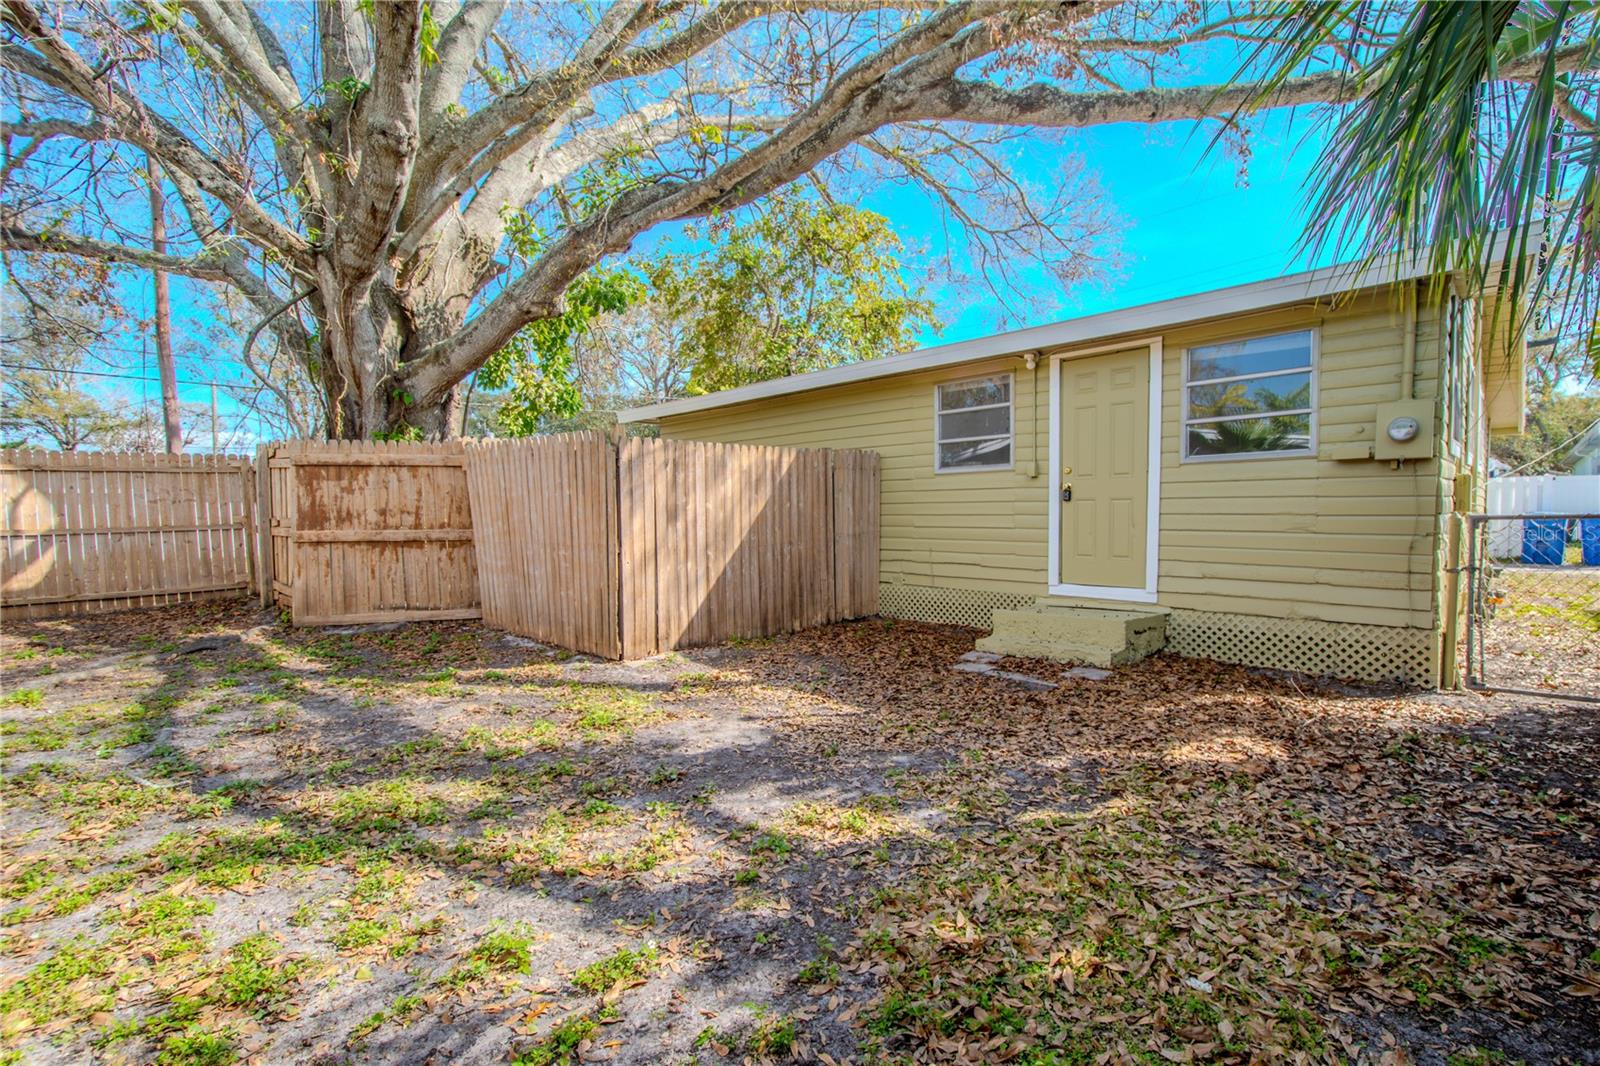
[879,582,1036,630]
[1165,610,1438,688]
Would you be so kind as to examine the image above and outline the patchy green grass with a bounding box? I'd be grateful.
[572,943,659,994]
[436,922,540,991]
[511,1010,610,1066]
[5,606,1597,1066]
[346,992,426,1050]
[783,796,905,841]
[1500,570,1600,632]
[0,937,119,1026]
[470,923,538,973]
[216,935,302,1018]
[155,1026,237,1066]
[745,1008,798,1058]
[4,763,187,830]
[559,685,657,737]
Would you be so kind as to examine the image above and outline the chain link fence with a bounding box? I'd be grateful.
[1464,513,1600,703]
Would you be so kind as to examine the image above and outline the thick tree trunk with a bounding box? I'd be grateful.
[312,271,466,441]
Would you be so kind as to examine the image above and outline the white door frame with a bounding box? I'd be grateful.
[1047,336,1163,604]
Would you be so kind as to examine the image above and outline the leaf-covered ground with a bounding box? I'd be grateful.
[1,602,1596,1066]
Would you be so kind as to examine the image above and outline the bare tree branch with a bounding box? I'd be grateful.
[1,221,236,281]
[1,5,313,264]
[421,0,506,122]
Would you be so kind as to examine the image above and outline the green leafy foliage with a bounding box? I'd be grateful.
[479,260,644,436]
[1227,2,1600,369]
[474,190,937,433]
[673,191,939,393]
[571,943,658,993]
[419,4,441,68]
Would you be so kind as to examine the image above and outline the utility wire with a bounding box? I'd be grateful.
[0,361,274,394]
[1503,415,1600,476]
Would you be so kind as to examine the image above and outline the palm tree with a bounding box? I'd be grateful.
[1227,2,1599,369]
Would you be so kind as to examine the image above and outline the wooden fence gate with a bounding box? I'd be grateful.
[465,434,879,658]
[260,441,481,625]
[1,449,255,620]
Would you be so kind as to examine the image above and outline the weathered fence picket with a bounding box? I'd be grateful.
[0,449,255,619]
[463,434,880,659]
[262,440,481,625]
[6,436,880,657]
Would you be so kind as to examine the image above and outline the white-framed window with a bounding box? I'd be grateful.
[1183,329,1316,461]
[934,373,1013,472]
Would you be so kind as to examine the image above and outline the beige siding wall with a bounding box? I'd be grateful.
[656,288,1450,635]
[660,354,1051,601]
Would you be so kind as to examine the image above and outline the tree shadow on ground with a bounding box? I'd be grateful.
[2,601,1598,1065]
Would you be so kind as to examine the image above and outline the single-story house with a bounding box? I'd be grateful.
[619,258,1527,688]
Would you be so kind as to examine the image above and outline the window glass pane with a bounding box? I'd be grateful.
[938,406,1010,440]
[1186,372,1311,419]
[1185,414,1311,457]
[938,438,1011,469]
[1188,332,1312,381]
[938,377,1009,410]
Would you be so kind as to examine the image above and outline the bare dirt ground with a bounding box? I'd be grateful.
[2,601,1598,1066]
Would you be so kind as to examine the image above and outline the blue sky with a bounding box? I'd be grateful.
[83,106,1334,446]
[894,108,1333,346]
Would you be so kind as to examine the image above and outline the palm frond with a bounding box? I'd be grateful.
[1221,1,1600,372]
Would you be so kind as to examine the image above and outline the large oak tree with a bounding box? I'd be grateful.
[1,1,1587,438]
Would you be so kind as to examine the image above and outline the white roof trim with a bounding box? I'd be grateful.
[617,253,1440,423]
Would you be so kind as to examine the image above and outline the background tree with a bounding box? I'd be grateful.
[0,360,137,449]
[0,267,137,449]
[96,399,214,452]
[1491,391,1600,474]
[670,190,938,393]
[479,191,939,433]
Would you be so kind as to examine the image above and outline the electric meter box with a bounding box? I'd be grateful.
[1372,399,1435,461]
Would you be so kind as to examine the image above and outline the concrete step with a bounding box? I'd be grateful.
[975,602,1168,667]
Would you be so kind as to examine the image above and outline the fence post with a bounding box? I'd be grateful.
[255,443,273,607]
[241,457,257,599]
[1463,515,1480,688]
[605,430,623,659]
[1439,512,1463,690]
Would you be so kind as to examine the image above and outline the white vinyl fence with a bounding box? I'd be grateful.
[1485,474,1600,560]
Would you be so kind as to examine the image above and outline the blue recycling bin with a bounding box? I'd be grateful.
[1582,518,1600,566]
[1521,518,1568,565]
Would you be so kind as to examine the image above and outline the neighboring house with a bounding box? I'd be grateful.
[619,259,1525,688]
[1565,420,1600,476]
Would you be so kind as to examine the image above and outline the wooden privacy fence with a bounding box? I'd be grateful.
[466,434,880,658]
[260,440,480,625]
[2,436,879,656]
[465,435,620,656]
[618,437,879,657]
[1,449,255,620]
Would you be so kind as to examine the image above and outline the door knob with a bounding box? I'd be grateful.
[1060,484,1073,503]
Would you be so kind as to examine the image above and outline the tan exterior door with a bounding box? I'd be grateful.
[1059,347,1150,590]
